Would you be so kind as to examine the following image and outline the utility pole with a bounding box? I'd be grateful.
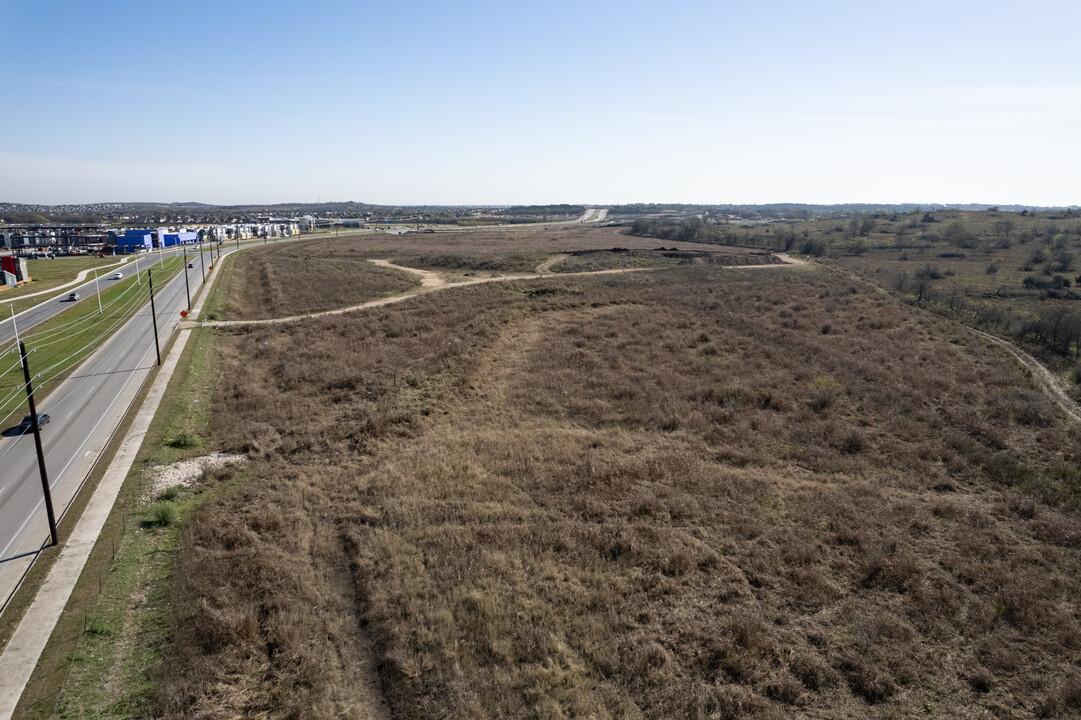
[199,239,206,284]
[20,341,57,546]
[9,304,19,345]
[182,245,191,311]
[94,269,102,314]
[147,269,161,366]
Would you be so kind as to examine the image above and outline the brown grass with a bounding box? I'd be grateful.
[550,248,779,273]
[155,255,1081,719]
[221,240,421,320]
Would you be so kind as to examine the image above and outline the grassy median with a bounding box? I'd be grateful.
[10,325,234,719]
[0,256,185,424]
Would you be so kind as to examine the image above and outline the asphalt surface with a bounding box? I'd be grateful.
[0,256,204,613]
[0,245,209,347]
[0,232,347,613]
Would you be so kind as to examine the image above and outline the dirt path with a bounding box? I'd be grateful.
[187,253,811,330]
[971,326,1081,424]
[534,254,570,274]
[733,253,810,270]
[367,259,445,288]
[191,262,654,329]
[838,263,1081,426]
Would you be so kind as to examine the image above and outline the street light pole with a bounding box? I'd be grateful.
[9,304,19,345]
[182,245,191,311]
[94,269,102,314]
[147,269,161,366]
[19,341,57,546]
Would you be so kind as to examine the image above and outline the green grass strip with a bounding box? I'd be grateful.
[0,256,185,424]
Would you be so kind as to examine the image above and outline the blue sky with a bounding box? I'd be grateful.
[1,0,1078,205]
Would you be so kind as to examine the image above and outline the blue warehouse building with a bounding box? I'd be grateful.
[115,231,154,252]
[111,230,199,252]
[162,231,198,247]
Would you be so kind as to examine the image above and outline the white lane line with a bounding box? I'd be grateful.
[0,495,44,560]
[1,259,191,563]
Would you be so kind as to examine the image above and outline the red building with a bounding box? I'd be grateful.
[0,255,30,287]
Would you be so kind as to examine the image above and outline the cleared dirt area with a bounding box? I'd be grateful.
[155,261,1081,719]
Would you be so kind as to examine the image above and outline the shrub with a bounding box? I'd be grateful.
[807,375,843,413]
[840,429,866,454]
[168,432,200,449]
[159,485,183,501]
[145,502,179,528]
[86,618,113,637]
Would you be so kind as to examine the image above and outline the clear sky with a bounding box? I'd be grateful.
[0,0,1078,206]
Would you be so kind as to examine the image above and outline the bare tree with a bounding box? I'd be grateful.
[993,219,1015,242]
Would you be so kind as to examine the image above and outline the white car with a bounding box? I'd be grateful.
[112,271,123,280]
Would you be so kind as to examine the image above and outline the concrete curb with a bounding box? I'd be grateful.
[0,247,235,718]
[3,256,133,304]
[0,328,191,719]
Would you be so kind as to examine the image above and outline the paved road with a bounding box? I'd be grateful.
[0,245,213,348]
[0,258,204,613]
[0,234,309,613]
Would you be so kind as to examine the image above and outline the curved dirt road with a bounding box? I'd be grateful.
[193,253,810,329]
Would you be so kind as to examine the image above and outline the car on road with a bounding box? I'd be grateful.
[187,262,194,268]
[68,291,80,301]
[19,413,50,431]
[113,271,123,279]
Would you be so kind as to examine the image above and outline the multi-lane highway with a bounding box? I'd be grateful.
[0,232,337,613]
[0,245,213,347]
[0,254,207,612]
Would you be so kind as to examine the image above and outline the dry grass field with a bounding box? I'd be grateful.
[675,209,1081,387]
[152,247,1081,719]
[257,225,767,276]
[220,240,421,320]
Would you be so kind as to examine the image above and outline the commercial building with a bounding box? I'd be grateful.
[0,224,109,252]
[114,231,155,252]
[161,231,198,247]
[0,255,30,288]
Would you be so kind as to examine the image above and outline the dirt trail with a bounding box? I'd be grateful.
[839,263,1081,426]
[192,262,652,328]
[183,252,809,332]
[534,254,570,274]
[734,253,809,269]
[971,326,1081,424]
[367,259,444,288]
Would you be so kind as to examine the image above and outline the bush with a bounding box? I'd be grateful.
[840,429,866,454]
[807,375,843,413]
[145,502,179,528]
[159,485,183,501]
[86,618,113,637]
[168,432,200,449]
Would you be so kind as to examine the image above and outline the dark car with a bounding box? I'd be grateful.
[20,413,50,431]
